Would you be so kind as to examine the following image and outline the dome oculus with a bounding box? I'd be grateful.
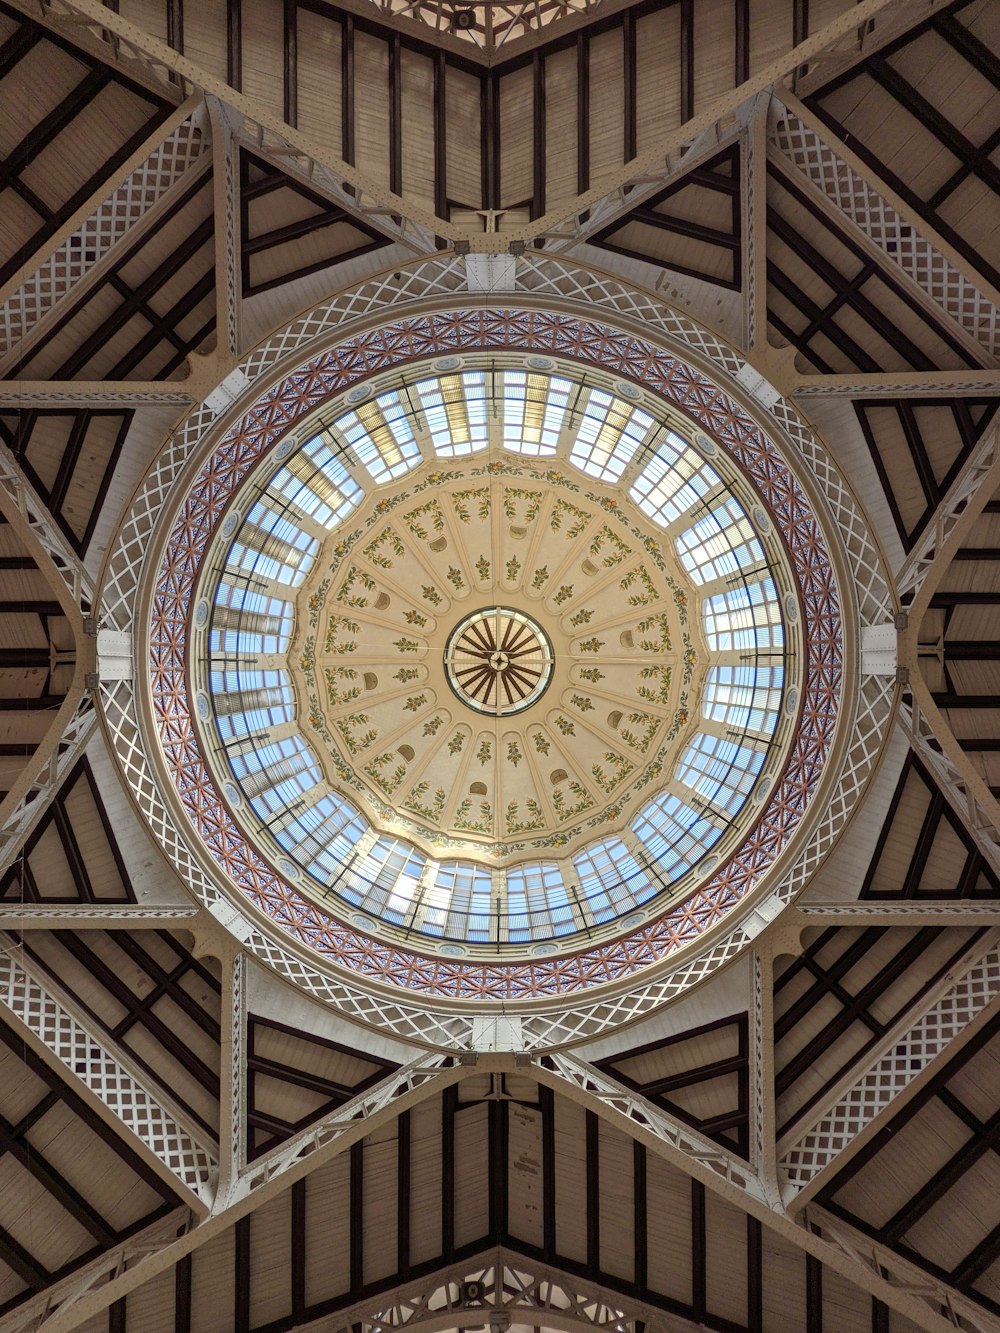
[444,608,554,716]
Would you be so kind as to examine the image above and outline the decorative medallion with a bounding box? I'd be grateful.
[444,607,554,717]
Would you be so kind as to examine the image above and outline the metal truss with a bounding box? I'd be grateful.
[314,1250,674,1333]
[779,931,1000,1201]
[538,1051,768,1200]
[1,1207,197,1333]
[536,1056,984,1333]
[0,381,195,407]
[741,94,769,357]
[795,901,1000,926]
[26,1056,465,1332]
[895,418,1000,613]
[897,682,1000,879]
[0,905,199,928]
[0,98,209,372]
[10,0,946,255]
[531,0,923,250]
[206,96,242,362]
[791,369,1000,397]
[801,1204,1000,1333]
[0,688,96,877]
[778,93,1000,343]
[0,941,218,1210]
[0,438,94,614]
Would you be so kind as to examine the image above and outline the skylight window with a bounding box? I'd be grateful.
[703,665,784,736]
[338,391,422,481]
[417,371,489,456]
[677,732,767,816]
[703,578,783,652]
[629,429,722,526]
[675,496,766,585]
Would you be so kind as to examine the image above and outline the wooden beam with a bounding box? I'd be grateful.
[389,32,402,197]
[433,50,447,221]
[531,51,545,220]
[623,11,636,162]
[680,0,693,121]
[227,0,241,89]
[341,14,355,167]
[284,0,297,127]
[576,33,589,195]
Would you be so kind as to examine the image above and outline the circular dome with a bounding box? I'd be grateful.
[187,353,802,957]
[114,277,882,1013]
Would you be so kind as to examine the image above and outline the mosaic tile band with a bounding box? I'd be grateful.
[150,308,842,999]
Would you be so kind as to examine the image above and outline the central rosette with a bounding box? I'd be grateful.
[292,460,700,861]
[445,607,554,715]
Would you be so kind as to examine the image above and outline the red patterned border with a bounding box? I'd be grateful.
[150,309,842,998]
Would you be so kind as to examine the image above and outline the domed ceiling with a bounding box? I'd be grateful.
[189,356,801,957]
[119,289,867,1008]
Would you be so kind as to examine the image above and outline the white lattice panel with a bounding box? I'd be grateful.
[771,107,1000,358]
[0,947,217,1203]
[781,938,1000,1189]
[0,109,207,356]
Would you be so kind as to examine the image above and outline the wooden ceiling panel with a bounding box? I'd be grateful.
[774,925,986,1138]
[593,146,741,290]
[862,755,1000,899]
[12,170,214,383]
[766,166,981,375]
[0,758,135,904]
[595,1014,749,1158]
[10,929,222,1140]
[0,410,133,555]
[855,400,999,550]
[246,1014,398,1159]
[239,149,391,298]
[0,1015,181,1320]
[0,5,171,290]
[807,0,1000,292]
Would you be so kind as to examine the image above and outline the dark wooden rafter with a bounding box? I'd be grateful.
[774,924,989,1139]
[855,399,999,552]
[806,1,1000,295]
[594,1012,750,1157]
[766,166,985,375]
[283,0,297,127]
[245,1013,398,1158]
[0,4,172,289]
[238,148,390,297]
[0,757,135,905]
[530,50,546,221]
[1,409,133,555]
[0,1016,180,1318]
[819,1007,1000,1314]
[592,144,742,289]
[226,0,241,89]
[862,754,1000,901]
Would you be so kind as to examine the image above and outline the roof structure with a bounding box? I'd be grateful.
[0,0,999,1330]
